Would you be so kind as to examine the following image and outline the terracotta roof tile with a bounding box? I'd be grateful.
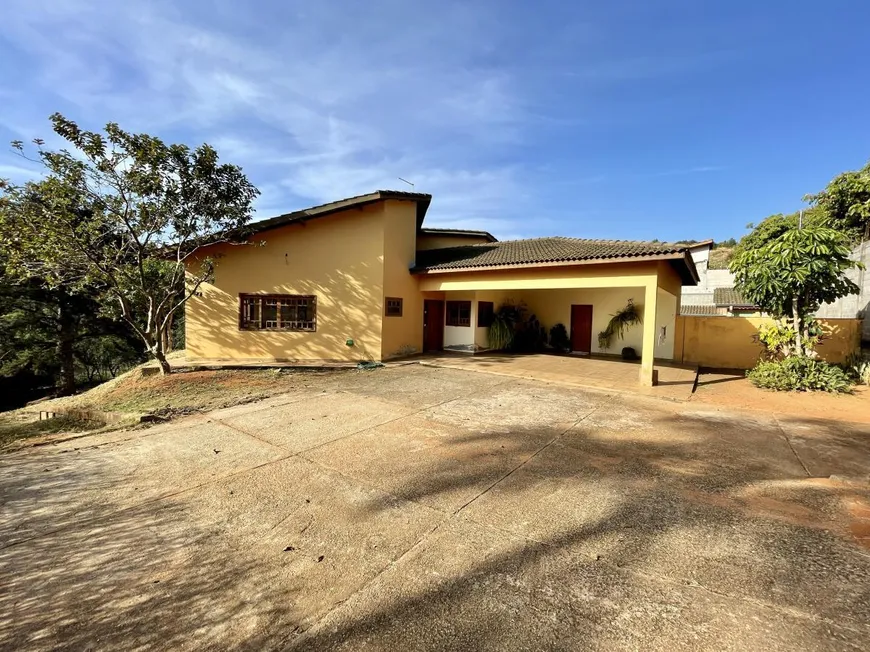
[679,304,721,316]
[713,287,756,307]
[413,236,692,272]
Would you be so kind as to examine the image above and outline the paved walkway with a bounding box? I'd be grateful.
[2,365,868,650]
[418,352,699,401]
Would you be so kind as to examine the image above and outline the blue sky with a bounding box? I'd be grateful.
[1,0,868,242]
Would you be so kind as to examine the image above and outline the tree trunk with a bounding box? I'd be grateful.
[163,310,174,354]
[792,296,803,357]
[150,325,172,375]
[152,345,172,375]
[57,293,76,395]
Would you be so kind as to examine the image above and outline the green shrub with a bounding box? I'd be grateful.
[511,314,547,352]
[747,357,853,393]
[549,323,570,352]
[846,354,870,385]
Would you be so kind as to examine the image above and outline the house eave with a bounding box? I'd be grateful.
[412,251,695,277]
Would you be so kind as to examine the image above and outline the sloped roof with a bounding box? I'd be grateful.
[419,227,497,242]
[242,190,432,236]
[713,287,757,307]
[412,236,699,283]
[679,304,720,316]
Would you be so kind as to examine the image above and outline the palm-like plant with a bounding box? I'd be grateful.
[488,302,524,350]
[597,300,642,351]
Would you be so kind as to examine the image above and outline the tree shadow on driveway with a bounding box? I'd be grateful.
[293,401,870,650]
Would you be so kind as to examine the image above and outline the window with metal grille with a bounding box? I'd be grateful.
[385,297,403,317]
[477,301,494,328]
[239,294,316,331]
[445,300,471,327]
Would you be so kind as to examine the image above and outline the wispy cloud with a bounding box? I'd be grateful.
[0,0,739,239]
[646,166,726,178]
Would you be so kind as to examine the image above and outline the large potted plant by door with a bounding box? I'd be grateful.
[487,302,524,350]
[597,299,642,360]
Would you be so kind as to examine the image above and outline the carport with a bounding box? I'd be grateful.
[413,240,699,386]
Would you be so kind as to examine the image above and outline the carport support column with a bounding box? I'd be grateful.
[640,282,658,386]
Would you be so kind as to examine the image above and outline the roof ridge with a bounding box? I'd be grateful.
[483,235,686,247]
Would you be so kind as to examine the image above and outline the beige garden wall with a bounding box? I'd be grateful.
[673,316,862,369]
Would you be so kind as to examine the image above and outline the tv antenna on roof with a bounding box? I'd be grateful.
[397,177,414,189]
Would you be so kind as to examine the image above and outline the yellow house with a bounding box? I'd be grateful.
[185,190,700,386]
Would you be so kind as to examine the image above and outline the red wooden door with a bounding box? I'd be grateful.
[570,304,593,353]
[423,300,445,352]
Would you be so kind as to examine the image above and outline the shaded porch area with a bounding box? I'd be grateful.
[417,352,699,401]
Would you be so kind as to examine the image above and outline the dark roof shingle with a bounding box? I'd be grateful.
[242,190,432,237]
[419,227,497,242]
[680,304,721,316]
[713,287,756,307]
[413,236,693,273]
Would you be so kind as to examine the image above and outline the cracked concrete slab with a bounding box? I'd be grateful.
[0,421,284,547]
[2,364,869,651]
[215,392,414,453]
[292,517,869,651]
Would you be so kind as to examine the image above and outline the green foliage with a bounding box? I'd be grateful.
[597,299,642,351]
[806,160,870,243]
[74,335,144,383]
[0,264,143,398]
[755,320,806,360]
[846,354,870,385]
[0,114,259,374]
[747,357,853,393]
[487,303,548,352]
[488,303,524,350]
[512,313,547,353]
[715,238,737,248]
[549,323,570,352]
[730,225,861,356]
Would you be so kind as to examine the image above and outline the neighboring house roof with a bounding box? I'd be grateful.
[419,227,498,242]
[680,304,721,316]
[713,287,758,308]
[685,239,714,251]
[242,190,432,237]
[412,236,700,284]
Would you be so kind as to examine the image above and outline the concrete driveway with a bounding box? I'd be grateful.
[2,365,869,651]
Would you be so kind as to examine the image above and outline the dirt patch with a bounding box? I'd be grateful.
[1,365,360,449]
[40,367,352,416]
[691,372,870,424]
[0,413,101,450]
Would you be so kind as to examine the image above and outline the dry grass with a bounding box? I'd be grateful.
[708,247,733,270]
[0,413,100,450]
[49,365,351,416]
[1,355,356,449]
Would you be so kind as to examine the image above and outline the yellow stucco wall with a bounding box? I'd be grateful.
[520,288,647,355]
[416,234,493,250]
[381,201,424,359]
[186,201,398,362]
[673,316,862,368]
[417,261,660,292]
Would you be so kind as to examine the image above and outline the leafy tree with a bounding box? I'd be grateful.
[0,262,144,395]
[730,225,862,355]
[0,114,259,374]
[733,207,830,255]
[806,160,870,242]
